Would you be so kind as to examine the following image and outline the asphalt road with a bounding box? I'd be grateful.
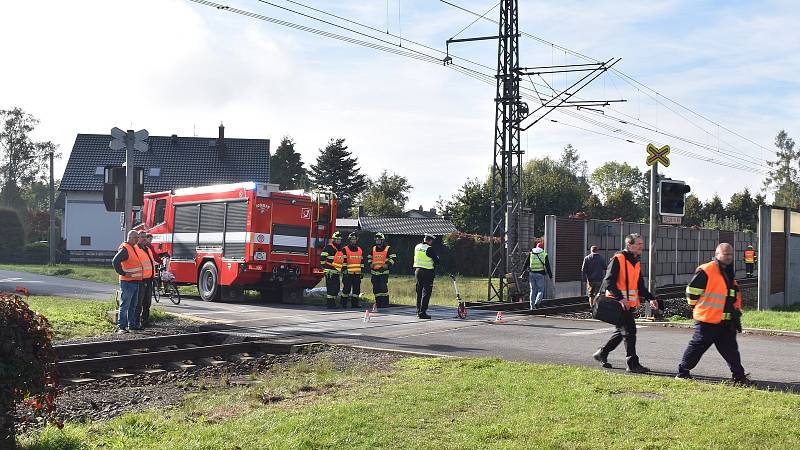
[4,268,799,389]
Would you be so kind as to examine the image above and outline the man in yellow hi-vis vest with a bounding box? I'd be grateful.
[413,233,440,319]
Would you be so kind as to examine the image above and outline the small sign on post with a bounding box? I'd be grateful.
[662,215,682,225]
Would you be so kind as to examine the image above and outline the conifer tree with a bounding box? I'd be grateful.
[309,138,367,217]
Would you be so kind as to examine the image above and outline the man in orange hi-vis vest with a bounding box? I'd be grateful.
[112,230,147,333]
[592,233,658,373]
[676,243,754,386]
[743,245,757,278]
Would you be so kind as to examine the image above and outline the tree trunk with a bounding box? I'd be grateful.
[0,399,16,450]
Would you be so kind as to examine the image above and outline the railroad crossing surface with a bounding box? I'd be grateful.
[3,268,800,390]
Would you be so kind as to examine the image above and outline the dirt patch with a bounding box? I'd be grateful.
[611,391,664,400]
[16,345,409,433]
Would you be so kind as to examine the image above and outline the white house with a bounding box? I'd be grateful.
[57,126,270,262]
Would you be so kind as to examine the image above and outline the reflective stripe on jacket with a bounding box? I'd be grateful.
[371,246,389,270]
[344,246,363,274]
[119,243,144,281]
[686,261,742,324]
[529,250,548,272]
[413,243,434,270]
[138,245,154,279]
[321,243,343,274]
[605,252,640,308]
[744,250,756,264]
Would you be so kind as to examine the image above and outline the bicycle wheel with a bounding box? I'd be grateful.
[167,282,181,305]
[152,279,160,303]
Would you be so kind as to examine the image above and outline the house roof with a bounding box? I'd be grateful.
[59,133,270,192]
[358,216,458,236]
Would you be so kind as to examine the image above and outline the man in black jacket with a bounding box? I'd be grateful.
[581,245,605,306]
[592,233,658,373]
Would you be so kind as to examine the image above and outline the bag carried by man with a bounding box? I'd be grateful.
[591,253,629,326]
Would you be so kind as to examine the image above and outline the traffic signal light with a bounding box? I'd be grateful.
[659,180,691,216]
[103,166,144,212]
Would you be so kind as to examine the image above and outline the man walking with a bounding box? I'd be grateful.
[523,242,552,310]
[368,232,396,308]
[413,233,440,319]
[111,230,146,333]
[676,243,754,385]
[743,245,757,278]
[320,231,344,309]
[340,232,364,308]
[592,233,658,373]
[581,245,605,306]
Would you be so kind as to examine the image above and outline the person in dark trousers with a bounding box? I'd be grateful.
[522,242,552,310]
[112,230,146,333]
[413,233,440,319]
[592,233,658,373]
[581,245,605,306]
[340,232,364,308]
[676,243,754,386]
[136,232,157,327]
[320,231,344,308]
[368,232,396,308]
[743,245,757,278]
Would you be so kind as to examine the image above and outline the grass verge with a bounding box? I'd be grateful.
[670,307,800,333]
[20,356,800,449]
[0,263,118,284]
[26,296,174,340]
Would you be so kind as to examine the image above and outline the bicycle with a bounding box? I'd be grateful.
[153,263,181,305]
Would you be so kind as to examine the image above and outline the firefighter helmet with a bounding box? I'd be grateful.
[423,233,435,242]
[332,231,342,239]
[348,232,358,241]
[375,232,385,240]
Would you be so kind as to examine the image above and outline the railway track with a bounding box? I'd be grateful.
[465,277,758,316]
[55,331,313,382]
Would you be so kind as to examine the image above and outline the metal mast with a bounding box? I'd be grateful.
[487,0,522,302]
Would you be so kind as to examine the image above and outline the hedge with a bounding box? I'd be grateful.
[0,208,24,258]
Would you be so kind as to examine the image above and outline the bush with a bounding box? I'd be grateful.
[0,293,60,448]
[23,242,49,264]
[0,208,25,260]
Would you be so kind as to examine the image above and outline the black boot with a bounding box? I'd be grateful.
[593,348,612,368]
[340,296,349,308]
[626,356,650,374]
[351,298,361,308]
[326,298,336,309]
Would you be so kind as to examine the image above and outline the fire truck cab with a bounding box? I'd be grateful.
[139,182,336,302]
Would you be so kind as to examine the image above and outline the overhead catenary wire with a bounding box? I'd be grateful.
[187,0,771,174]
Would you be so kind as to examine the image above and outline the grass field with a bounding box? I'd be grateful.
[0,263,119,285]
[26,296,173,340]
[20,355,800,449]
[670,307,800,333]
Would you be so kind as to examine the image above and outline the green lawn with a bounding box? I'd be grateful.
[0,263,118,285]
[26,296,173,340]
[20,355,800,449]
[670,308,800,333]
[312,274,490,307]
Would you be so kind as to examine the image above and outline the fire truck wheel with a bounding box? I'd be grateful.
[198,261,221,302]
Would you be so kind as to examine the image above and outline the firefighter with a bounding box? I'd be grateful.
[320,231,344,309]
[743,245,757,278]
[676,243,754,386]
[592,233,658,373]
[111,230,147,333]
[413,233,440,319]
[341,232,364,308]
[368,232,396,308]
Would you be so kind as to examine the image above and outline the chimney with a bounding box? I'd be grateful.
[429,208,437,216]
[217,122,225,160]
[418,205,423,211]
[170,134,178,145]
[358,205,364,217]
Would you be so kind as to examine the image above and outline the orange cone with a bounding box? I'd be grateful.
[494,311,505,324]
[363,309,371,323]
[372,302,378,313]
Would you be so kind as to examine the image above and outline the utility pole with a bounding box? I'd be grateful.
[124,130,134,237]
[647,162,658,313]
[48,151,56,265]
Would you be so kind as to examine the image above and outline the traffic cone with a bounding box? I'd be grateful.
[363,309,371,323]
[372,302,378,313]
[494,311,504,324]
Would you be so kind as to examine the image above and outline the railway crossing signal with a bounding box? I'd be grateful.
[646,144,670,167]
[108,127,149,237]
[659,180,692,216]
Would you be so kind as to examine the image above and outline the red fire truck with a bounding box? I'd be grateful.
[137,182,337,302]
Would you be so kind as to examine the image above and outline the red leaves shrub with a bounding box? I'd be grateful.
[0,293,60,447]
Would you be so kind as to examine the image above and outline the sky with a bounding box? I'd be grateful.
[1,0,798,211]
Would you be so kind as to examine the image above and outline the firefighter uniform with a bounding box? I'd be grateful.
[341,233,364,308]
[320,231,344,309]
[743,246,757,278]
[677,258,751,384]
[413,234,440,319]
[368,232,396,308]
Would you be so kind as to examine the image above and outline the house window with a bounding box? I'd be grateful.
[80,236,91,246]
[154,199,166,224]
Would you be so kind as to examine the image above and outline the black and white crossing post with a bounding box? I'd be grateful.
[109,127,148,238]
[646,143,671,315]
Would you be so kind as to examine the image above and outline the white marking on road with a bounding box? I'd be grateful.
[559,327,617,336]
